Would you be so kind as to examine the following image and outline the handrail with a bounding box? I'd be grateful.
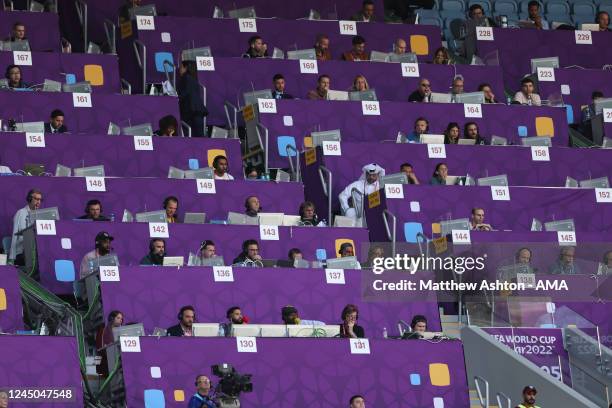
[350,187,363,220]
[120,78,132,95]
[74,0,88,53]
[103,19,116,54]
[255,123,269,176]
[162,59,175,90]
[474,375,490,408]
[496,391,512,408]
[224,100,238,135]
[286,145,300,182]
[132,39,146,93]
[318,165,332,224]
[181,120,192,138]
[200,84,207,132]
[416,232,429,261]
[382,209,397,257]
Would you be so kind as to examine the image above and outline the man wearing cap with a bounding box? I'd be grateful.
[515,386,540,408]
[338,163,385,219]
[80,231,115,278]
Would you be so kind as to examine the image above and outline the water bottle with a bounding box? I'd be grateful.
[383,327,388,339]
[109,213,115,222]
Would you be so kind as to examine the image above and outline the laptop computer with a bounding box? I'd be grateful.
[286,49,317,60]
[135,210,166,223]
[162,256,184,267]
[326,90,349,101]
[42,79,62,93]
[113,323,145,341]
[73,165,105,177]
[122,123,153,136]
[55,164,72,177]
[183,212,206,224]
[168,166,185,179]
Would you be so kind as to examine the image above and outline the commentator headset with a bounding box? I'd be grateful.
[149,238,166,254]
[26,189,39,204]
[163,196,179,209]
[212,155,228,172]
[178,305,196,322]
[298,202,319,225]
[85,200,102,215]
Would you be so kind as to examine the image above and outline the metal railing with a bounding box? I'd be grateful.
[74,0,87,53]
[496,391,512,408]
[318,165,332,224]
[474,375,490,408]
[120,78,132,95]
[180,121,192,137]
[286,145,300,182]
[382,209,397,256]
[103,19,116,54]
[224,100,239,135]
[255,123,269,175]
[132,39,146,93]
[162,60,176,90]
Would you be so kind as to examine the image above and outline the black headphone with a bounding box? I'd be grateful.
[5,64,19,80]
[242,239,258,253]
[163,196,179,209]
[212,155,228,170]
[85,199,102,214]
[338,242,353,255]
[200,240,214,252]
[178,305,195,321]
[26,189,37,203]
[149,238,165,253]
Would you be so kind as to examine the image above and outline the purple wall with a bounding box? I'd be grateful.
[0,10,60,51]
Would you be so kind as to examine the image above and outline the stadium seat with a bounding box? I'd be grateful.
[404,222,424,243]
[546,1,571,14]
[335,238,356,258]
[572,1,596,13]
[494,0,519,14]
[421,16,444,26]
[468,0,493,12]
[546,13,573,23]
[441,0,466,10]
[416,8,441,18]
[154,52,174,73]
[277,136,297,157]
[572,13,596,25]
[519,0,543,12]
[598,2,612,12]
[54,260,76,282]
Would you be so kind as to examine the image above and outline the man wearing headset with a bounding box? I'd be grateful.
[79,231,115,278]
[212,155,234,180]
[188,375,216,408]
[163,196,179,223]
[232,239,263,267]
[140,238,166,266]
[220,306,247,337]
[167,305,196,336]
[44,109,68,134]
[349,395,366,408]
[10,189,43,264]
[298,201,321,226]
[78,199,110,221]
[405,117,429,143]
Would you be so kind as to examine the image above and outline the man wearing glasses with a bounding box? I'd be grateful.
[10,189,43,264]
[408,78,432,102]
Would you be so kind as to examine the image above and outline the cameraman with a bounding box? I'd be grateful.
[188,375,216,408]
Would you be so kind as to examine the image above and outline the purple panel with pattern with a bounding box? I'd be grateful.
[0,131,242,178]
[122,336,469,407]
[35,221,370,294]
[0,11,60,51]
[100,266,441,338]
[0,266,22,333]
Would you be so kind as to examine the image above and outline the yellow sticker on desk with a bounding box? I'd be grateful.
[432,236,448,254]
[305,148,316,166]
[368,190,381,209]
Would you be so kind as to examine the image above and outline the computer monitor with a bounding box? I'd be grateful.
[200,256,225,267]
[227,212,259,225]
[593,98,612,115]
[565,177,578,188]
[282,215,301,226]
[87,42,102,54]
[458,139,477,145]
[231,325,261,337]
[326,90,349,101]
[129,4,157,19]
[228,6,256,18]
[521,137,552,146]
[287,325,318,337]
[294,259,310,268]
[579,177,609,188]
[42,79,62,93]
[580,23,600,31]
[439,218,471,236]
[531,218,543,231]
[5,40,30,51]
[62,82,92,94]
[135,210,166,223]
[183,212,206,224]
[55,164,72,177]
[243,89,273,107]
[317,325,341,337]
[348,89,377,101]
[73,165,105,177]
[388,52,417,63]
[490,136,508,146]
[24,164,45,176]
[122,209,134,223]
[477,174,509,187]
[31,207,60,221]
[430,92,452,103]
[311,129,341,147]
[211,126,229,138]
[544,219,575,232]
[380,172,408,188]
[162,256,184,267]
[168,166,185,179]
[15,121,45,133]
[333,216,356,228]
[184,167,214,179]
[454,92,485,104]
[419,134,445,144]
[112,323,145,341]
[325,256,360,270]
[122,123,153,136]
[275,169,291,182]
[181,47,212,62]
[369,50,390,62]
[92,254,119,269]
[0,78,8,89]
[107,122,121,135]
[259,324,288,337]
[530,57,560,73]
[193,323,221,337]
[258,213,285,226]
[271,47,285,59]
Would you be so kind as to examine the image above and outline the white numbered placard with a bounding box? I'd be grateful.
[25,132,45,148]
[100,266,120,282]
[259,225,279,241]
[85,176,106,192]
[120,336,141,352]
[575,30,592,45]
[451,229,471,245]
[196,56,215,71]
[427,143,446,159]
[401,63,419,78]
[236,336,257,353]
[136,15,155,30]
[385,184,404,199]
[362,100,380,116]
[299,59,318,74]
[238,18,257,32]
[196,178,216,194]
[537,67,555,82]
[464,103,482,118]
[531,146,550,161]
[325,268,345,284]
[491,186,510,201]
[149,222,169,238]
[603,108,612,123]
[476,26,494,41]
[213,266,234,282]
[595,188,612,203]
[257,98,277,113]
[35,219,56,236]
[13,50,31,66]
[339,20,357,35]
[134,135,154,151]
[557,231,576,246]
[72,92,92,108]
[322,140,342,156]
[350,338,371,354]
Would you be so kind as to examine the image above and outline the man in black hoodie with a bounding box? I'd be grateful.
[140,238,165,266]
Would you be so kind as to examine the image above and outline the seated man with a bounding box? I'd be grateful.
[288,248,303,263]
[513,77,541,106]
[7,22,26,42]
[140,238,165,266]
[581,91,604,122]
[548,246,581,275]
[299,201,320,226]
[464,122,486,145]
[281,305,324,326]
[393,38,406,54]
[314,34,332,61]
[167,305,195,336]
[220,306,246,337]
[408,78,432,102]
[406,117,429,142]
[5,65,29,89]
[451,75,464,97]
[154,115,178,136]
[478,83,497,103]
[163,196,179,223]
[244,196,261,217]
[339,242,355,258]
[527,1,549,30]
[44,109,68,134]
[342,35,369,61]
[212,155,234,180]
[467,4,496,27]
[411,315,428,333]
[497,247,535,282]
[79,231,115,278]
[339,163,385,218]
[242,35,267,58]
[470,208,492,231]
[271,74,294,100]
[307,74,331,100]
[352,0,376,22]
[78,199,110,221]
[430,162,451,185]
[597,11,611,31]
[350,395,366,408]
[232,239,263,266]
[188,375,216,408]
[399,163,420,184]
[10,188,43,264]
[198,240,216,260]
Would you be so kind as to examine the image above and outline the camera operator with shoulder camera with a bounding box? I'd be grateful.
[188,375,216,408]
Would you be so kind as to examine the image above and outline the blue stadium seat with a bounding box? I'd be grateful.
[417,8,441,18]
[494,0,519,13]
[404,222,424,243]
[441,10,466,22]
[546,0,571,14]
[154,52,174,73]
[573,2,596,13]
[421,16,444,25]
[572,13,596,25]
[468,0,493,12]
[519,0,543,12]
[277,136,297,157]
[598,2,612,12]
[546,12,574,23]
[441,0,466,10]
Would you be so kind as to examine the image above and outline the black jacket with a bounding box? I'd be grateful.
[177,74,208,118]
[44,123,68,134]
[340,324,365,338]
[140,253,164,266]
[272,90,294,100]
[167,324,186,337]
